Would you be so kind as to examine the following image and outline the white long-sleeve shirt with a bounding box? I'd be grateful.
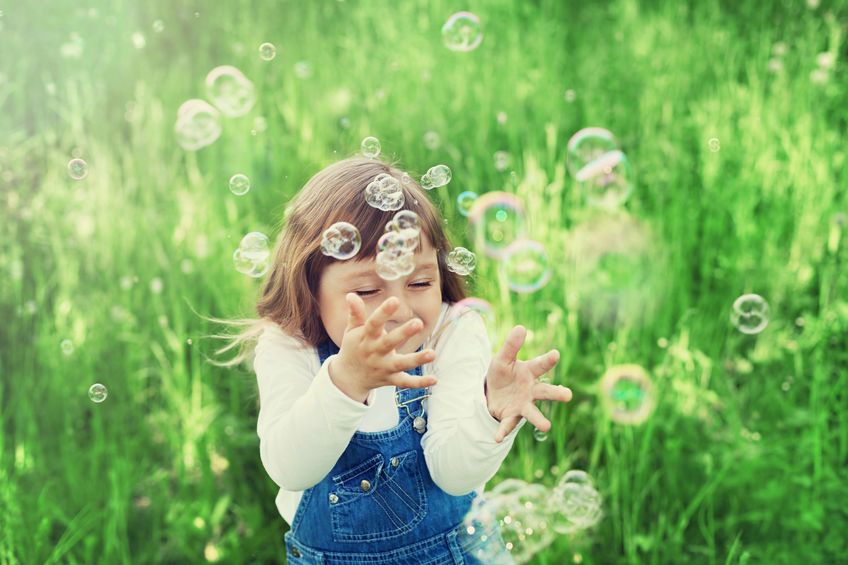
[254,303,524,525]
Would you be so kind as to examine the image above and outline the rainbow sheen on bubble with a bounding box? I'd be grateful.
[457,191,478,216]
[233,231,271,278]
[67,158,88,179]
[364,173,404,211]
[258,42,276,61]
[205,65,255,117]
[575,149,633,210]
[174,99,222,150]
[442,11,483,52]
[500,240,551,293]
[228,173,250,195]
[599,364,654,425]
[566,127,619,177]
[320,222,361,260]
[731,293,769,334]
[468,192,528,258]
[446,247,477,276]
[361,136,381,158]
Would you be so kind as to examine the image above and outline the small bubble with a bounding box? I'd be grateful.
[361,136,381,158]
[294,60,313,78]
[442,12,483,52]
[457,191,478,217]
[708,138,721,152]
[427,164,452,187]
[423,131,441,150]
[152,19,164,33]
[68,158,88,179]
[446,247,477,276]
[730,293,769,334]
[228,173,250,195]
[533,429,548,441]
[493,151,511,172]
[259,42,276,61]
[320,222,362,260]
[88,383,108,403]
[61,339,74,355]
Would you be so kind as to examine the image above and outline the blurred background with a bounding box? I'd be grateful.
[1,0,847,563]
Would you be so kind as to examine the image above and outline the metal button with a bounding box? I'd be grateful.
[329,493,338,503]
[391,457,399,467]
[360,479,371,492]
[290,546,301,558]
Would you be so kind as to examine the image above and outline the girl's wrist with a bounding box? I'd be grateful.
[328,357,371,404]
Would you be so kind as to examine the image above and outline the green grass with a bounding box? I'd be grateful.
[2,0,847,563]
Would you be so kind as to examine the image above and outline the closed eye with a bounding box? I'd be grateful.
[410,281,432,288]
[355,289,379,296]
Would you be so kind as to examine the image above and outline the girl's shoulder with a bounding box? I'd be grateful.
[256,320,315,354]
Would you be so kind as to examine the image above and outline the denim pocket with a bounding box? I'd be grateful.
[329,450,427,542]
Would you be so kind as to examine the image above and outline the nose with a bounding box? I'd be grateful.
[386,294,414,327]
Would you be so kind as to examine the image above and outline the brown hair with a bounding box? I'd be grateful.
[213,157,466,363]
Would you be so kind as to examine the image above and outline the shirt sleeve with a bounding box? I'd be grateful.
[254,325,375,491]
[420,309,525,496]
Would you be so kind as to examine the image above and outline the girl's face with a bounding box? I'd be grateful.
[317,237,443,354]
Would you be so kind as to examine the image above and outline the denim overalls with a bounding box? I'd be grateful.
[282,341,512,564]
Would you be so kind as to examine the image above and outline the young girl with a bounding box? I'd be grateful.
[249,157,572,563]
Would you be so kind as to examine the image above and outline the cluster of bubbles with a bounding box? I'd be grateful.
[259,42,276,61]
[420,164,452,190]
[459,471,602,564]
[599,365,655,425]
[446,247,477,275]
[175,66,255,150]
[442,11,483,52]
[88,383,108,403]
[566,127,633,210]
[233,232,271,278]
[320,221,362,260]
[361,136,381,159]
[731,293,769,334]
[228,173,250,196]
[364,173,404,211]
[67,158,88,180]
[375,211,421,280]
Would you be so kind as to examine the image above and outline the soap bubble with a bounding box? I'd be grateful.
[708,137,721,152]
[174,99,222,150]
[361,136,381,158]
[420,173,435,190]
[457,191,478,216]
[468,192,528,258]
[294,60,313,79]
[233,232,271,278]
[364,173,404,211]
[423,131,441,150]
[320,222,361,260]
[258,42,276,60]
[388,209,421,232]
[205,65,255,117]
[599,364,654,425]
[228,173,250,195]
[493,151,511,172]
[499,240,551,293]
[533,429,548,442]
[61,339,74,355]
[427,164,452,187]
[566,127,619,177]
[446,247,477,275]
[375,224,419,281]
[442,11,483,52]
[549,470,603,533]
[88,383,108,403]
[575,149,633,209]
[731,293,769,334]
[152,19,164,33]
[67,158,88,179]
[459,497,518,564]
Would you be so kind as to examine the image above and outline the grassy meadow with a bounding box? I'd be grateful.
[2,0,847,563]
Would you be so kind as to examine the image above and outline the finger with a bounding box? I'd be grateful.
[379,317,424,352]
[363,297,399,337]
[526,349,560,378]
[390,348,436,372]
[494,414,522,443]
[390,371,438,390]
[494,325,527,365]
[522,403,551,433]
[345,293,367,330]
[532,383,573,403]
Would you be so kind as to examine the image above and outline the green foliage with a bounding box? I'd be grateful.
[1,0,847,563]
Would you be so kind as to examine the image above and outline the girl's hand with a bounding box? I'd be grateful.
[485,325,572,442]
[329,293,437,403]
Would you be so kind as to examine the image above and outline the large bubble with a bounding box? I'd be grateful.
[468,192,528,258]
[730,293,769,334]
[320,222,361,260]
[364,173,404,211]
[599,364,654,425]
[174,99,222,151]
[575,149,633,210]
[499,240,551,293]
[566,127,620,177]
[233,232,271,278]
[205,65,255,117]
[442,12,483,52]
[446,247,477,276]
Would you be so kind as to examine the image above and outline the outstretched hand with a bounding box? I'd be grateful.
[486,325,572,442]
[329,293,437,403]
